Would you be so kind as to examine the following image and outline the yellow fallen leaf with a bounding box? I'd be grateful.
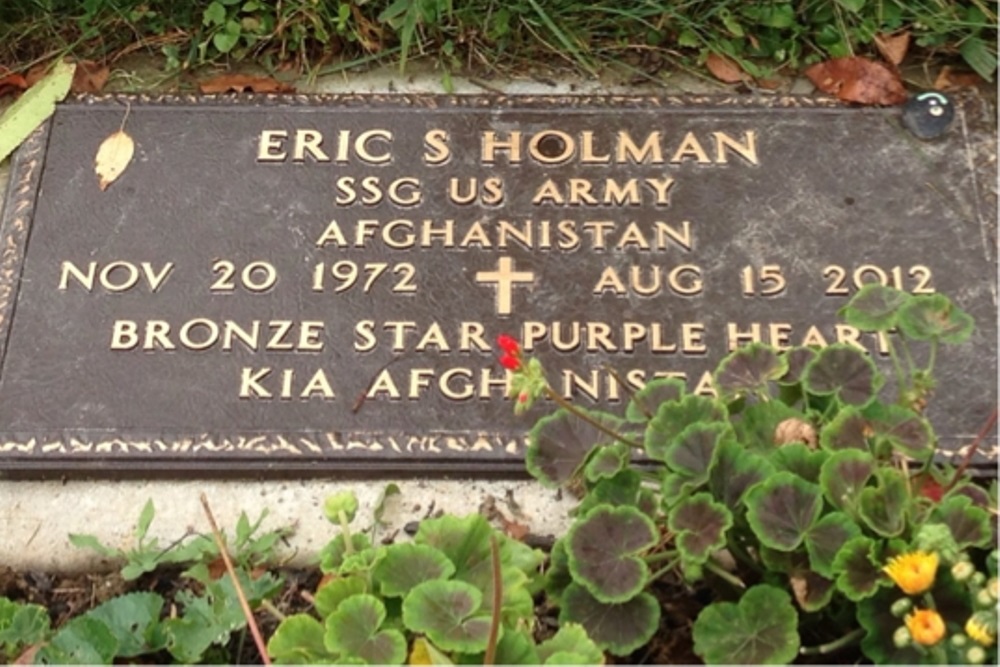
[94,129,134,190]
[408,637,453,665]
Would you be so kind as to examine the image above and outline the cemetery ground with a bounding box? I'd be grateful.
[1,2,999,665]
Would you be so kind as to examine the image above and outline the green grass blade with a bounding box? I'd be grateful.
[524,0,597,76]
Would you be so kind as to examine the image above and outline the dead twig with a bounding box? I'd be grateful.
[483,534,503,666]
[199,493,272,666]
[942,407,998,495]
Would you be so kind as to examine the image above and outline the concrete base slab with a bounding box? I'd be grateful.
[0,478,573,573]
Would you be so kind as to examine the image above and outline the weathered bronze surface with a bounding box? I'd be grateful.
[0,94,995,476]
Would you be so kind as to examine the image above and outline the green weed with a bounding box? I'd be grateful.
[1,1,995,82]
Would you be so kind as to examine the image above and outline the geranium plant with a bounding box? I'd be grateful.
[266,491,604,665]
[506,284,997,664]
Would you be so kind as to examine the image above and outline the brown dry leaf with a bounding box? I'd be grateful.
[24,63,49,87]
[351,3,384,52]
[500,516,531,541]
[934,65,984,91]
[94,129,135,190]
[206,556,227,580]
[706,52,746,84]
[0,71,28,98]
[789,574,810,609]
[198,74,295,94]
[874,31,910,66]
[71,60,110,94]
[756,77,784,90]
[804,56,907,105]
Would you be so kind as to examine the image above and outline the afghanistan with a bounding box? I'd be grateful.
[315,217,693,251]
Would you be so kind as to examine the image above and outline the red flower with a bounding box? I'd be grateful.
[913,474,944,503]
[497,334,523,371]
[497,334,521,355]
[499,353,522,371]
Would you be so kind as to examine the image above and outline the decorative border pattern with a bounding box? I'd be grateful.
[0,124,49,360]
[73,92,852,110]
[0,431,523,458]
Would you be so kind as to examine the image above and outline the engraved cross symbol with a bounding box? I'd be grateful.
[475,256,534,316]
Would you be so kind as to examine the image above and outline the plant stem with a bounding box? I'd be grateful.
[543,386,644,451]
[645,550,679,564]
[798,628,864,656]
[260,599,287,622]
[200,494,272,666]
[926,338,938,376]
[899,336,918,381]
[882,333,908,401]
[649,557,681,582]
[483,535,503,666]
[338,509,354,556]
[703,558,745,589]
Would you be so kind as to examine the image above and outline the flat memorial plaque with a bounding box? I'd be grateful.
[0,94,996,476]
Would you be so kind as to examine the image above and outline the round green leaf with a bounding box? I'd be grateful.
[708,439,774,511]
[315,575,367,618]
[267,614,336,664]
[668,493,733,566]
[838,284,911,331]
[897,293,974,343]
[490,628,539,665]
[559,583,660,657]
[402,580,491,654]
[567,505,658,603]
[832,536,886,601]
[863,403,934,460]
[319,533,372,574]
[625,377,685,422]
[858,469,907,537]
[778,347,817,386]
[578,469,642,516]
[819,449,875,514]
[818,405,870,452]
[804,512,861,578]
[325,594,406,665]
[544,538,573,602]
[692,585,800,665]
[803,344,883,407]
[930,496,992,549]
[527,408,625,486]
[373,543,455,598]
[744,472,822,551]
[664,422,732,482]
[646,395,727,462]
[714,342,788,400]
[584,443,631,482]
[413,514,492,579]
[537,623,604,665]
[768,443,828,484]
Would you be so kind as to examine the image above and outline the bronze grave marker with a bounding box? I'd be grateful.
[0,95,995,476]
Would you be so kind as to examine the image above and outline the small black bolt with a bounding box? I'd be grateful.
[902,92,954,140]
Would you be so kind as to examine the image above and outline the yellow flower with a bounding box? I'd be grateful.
[883,551,939,595]
[965,615,996,647]
[906,609,946,646]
